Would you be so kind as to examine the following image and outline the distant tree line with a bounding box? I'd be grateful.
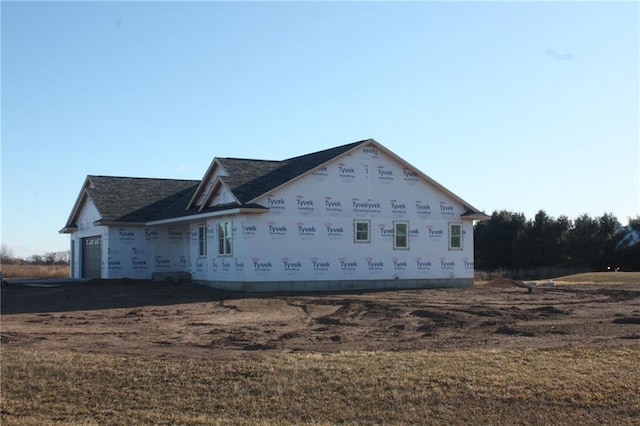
[1,244,69,266]
[474,211,640,276]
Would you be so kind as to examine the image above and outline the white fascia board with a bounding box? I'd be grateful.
[198,176,240,212]
[95,221,146,227]
[371,141,487,215]
[186,157,220,210]
[59,226,78,234]
[63,177,92,230]
[146,207,267,226]
[245,139,487,215]
[461,213,491,221]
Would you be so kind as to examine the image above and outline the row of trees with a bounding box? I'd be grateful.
[474,210,640,273]
[1,244,69,266]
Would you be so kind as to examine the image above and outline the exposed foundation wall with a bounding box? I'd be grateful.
[195,278,474,293]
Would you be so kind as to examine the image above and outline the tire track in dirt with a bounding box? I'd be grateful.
[2,280,639,358]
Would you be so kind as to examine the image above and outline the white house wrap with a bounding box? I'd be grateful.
[61,139,489,291]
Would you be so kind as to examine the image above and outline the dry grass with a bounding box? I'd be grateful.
[551,272,640,286]
[2,347,638,425]
[475,272,640,287]
[1,264,69,279]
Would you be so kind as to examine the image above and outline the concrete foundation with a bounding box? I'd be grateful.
[152,271,192,283]
[194,278,474,293]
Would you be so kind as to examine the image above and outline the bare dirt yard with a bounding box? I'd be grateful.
[2,274,640,424]
[2,274,639,359]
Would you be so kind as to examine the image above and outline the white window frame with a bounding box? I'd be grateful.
[218,221,233,256]
[198,225,208,257]
[354,219,371,243]
[393,220,409,250]
[449,222,463,250]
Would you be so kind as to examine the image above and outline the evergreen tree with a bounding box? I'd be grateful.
[474,210,526,270]
[474,210,637,273]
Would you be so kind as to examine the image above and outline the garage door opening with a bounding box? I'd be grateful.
[81,235,102,279]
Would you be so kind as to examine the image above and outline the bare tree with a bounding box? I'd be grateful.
[1,244,15,264]
[55,251,70,264]
[43,252,57,265]
[28,254,43,264]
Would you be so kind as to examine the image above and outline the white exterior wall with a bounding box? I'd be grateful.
[69,195,191,279]
[153,226,191,274]
[191,145,475,285]
[69,197,107,278]
[105,226,190,279]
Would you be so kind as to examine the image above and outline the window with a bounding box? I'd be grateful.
[354,219,371,243]
[449,222,462,250]
[394,221,409,250]
[218,221,233,255]
[198,226,208,256]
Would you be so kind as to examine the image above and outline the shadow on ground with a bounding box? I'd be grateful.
[0,279,232,314]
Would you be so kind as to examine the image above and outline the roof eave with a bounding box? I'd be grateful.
[59,225,78,234]
[94,220,147,227]
[146,206,268,226]
[62,177,93,229]
[461,211,491,221]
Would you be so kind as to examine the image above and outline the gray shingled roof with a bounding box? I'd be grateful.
[216,159,285,204]
[218,139,369,203]
[63,139,375,227]
[84,176,199,224]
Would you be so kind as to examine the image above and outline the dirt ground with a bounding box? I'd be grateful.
[1,279,639,360]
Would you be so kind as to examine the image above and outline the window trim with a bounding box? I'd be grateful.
[353,219,371,243]
[198,225,208,257]
[393,220,409,250]
[449,222,463,250]
[217,221,233,256]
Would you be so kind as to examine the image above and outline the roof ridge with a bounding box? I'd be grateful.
[218,158,285,163]
[88,175,200,182]
[284,138,373,161]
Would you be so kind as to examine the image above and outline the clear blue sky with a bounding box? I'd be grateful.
[1,1,638,258]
